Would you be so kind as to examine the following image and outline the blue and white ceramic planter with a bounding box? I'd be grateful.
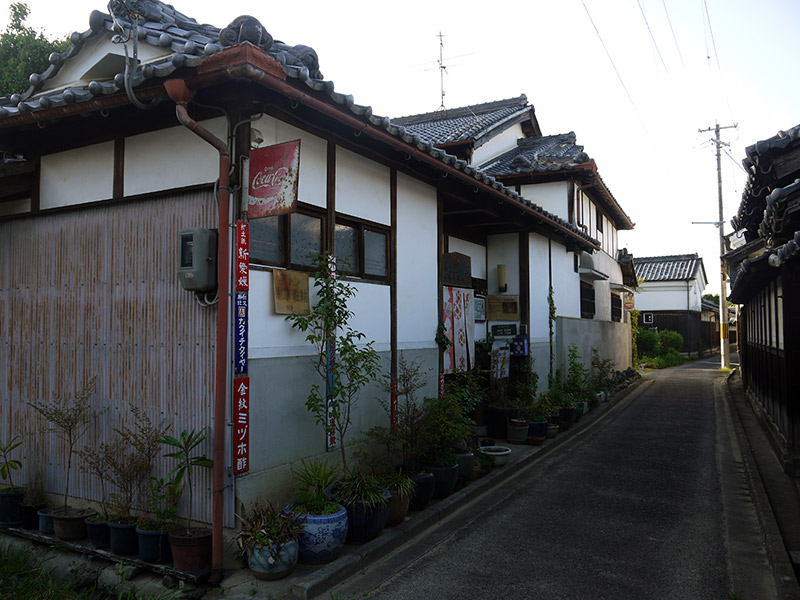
[285,503,348,564]
[248,539,299,580]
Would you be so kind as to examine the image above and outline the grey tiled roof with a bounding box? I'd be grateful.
[392,95,530,145]
[634,254,703,282]
[733,123,800,232]
[479,132,590,175]
[0,1,598,250]
[0,0,323,115]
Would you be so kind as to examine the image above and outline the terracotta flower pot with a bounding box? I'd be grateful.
[169,527,212,573]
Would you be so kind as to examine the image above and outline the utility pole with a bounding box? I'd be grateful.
[698,122,737,369]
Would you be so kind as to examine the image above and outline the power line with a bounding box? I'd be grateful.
[637,0,668,72]
[579,0,666,168]
[702,0,721,70]
[661,0,685,68]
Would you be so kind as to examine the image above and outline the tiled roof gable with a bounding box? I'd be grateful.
[480,132,590,175]
[392,95,530,145]
[634,254,702,282]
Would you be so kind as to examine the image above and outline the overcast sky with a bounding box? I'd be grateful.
[3,0,798,297]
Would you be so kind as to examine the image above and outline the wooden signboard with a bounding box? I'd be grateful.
[487,295,520,321]
[273,270,309,315]
[442,253,472,288]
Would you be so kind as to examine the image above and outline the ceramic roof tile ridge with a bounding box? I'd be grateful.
[633,253,702,282]
[392,94,528,125]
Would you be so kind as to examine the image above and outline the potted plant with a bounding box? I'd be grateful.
[285,458,348,564]
[161,428,214,573]
[324,470,390,544]
[0,435,23,527]
[286,253,380,473]
[105,407,168,555]
[136,475,179,563]
[363,354,435,512]
[20,466,46,530]
[78,442,113,547]
[378,471,414,527]
[28,377,101,540]
[233,501,305,580]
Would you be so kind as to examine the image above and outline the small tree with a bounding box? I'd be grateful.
[0,436,22,490]
[29,376,101,510]
[287,254,380,473]
[0,3,68,95]
[160,428,213,534]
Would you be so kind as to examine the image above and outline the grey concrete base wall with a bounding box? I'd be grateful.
[236,347,439,508]
[554,316,632,381]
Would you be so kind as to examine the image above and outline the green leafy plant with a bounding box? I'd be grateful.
[331,471,388,506]
[286,254,380,473]
[102,405,170,523]
[160,428,213,534]
[137,475,180,531]
[363,354,430,473]
[290,458,341,516]
[548,285,557,377]
[28,376,102,510]
[233,501,305,562]
[420,380,477,467]
[376,471,414,503]
[0,436,22,490]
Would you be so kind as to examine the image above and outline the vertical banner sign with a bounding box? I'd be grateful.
[235,221,249,292]
[235,293,248,375]
[247,140,301,219]
[233,377,250,474]
[325,256,338,452]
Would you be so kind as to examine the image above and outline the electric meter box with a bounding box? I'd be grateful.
[178,228,218,292]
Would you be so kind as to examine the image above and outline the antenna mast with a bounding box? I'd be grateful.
[437,31,447,113]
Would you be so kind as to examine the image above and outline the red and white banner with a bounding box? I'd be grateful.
[235,221,249,292]
[247,140,301,219]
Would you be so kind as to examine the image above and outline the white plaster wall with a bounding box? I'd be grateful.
[486,234,520,338]
[124,118,227,197]
[551,243,580,318]
[42,35,171,92]
[521,181,569,221]
[40,142,114,208]
[591,250,625,322]
[473,123,523,166]
[448,237,487,279]
[396,172,438,347]
[335,147,390,225]
[528,234,551,341]
[251,115,327,208]
[635,281,694,312]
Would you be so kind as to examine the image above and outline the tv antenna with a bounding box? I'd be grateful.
[437,31,447,113]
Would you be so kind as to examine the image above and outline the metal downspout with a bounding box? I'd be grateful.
[164,78,229,585]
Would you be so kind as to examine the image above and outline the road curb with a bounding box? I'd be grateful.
[723,368,800,599]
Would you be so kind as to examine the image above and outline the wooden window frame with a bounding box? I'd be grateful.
[580,280,596,320]
[249,202,391,283]
[611,292,621,322]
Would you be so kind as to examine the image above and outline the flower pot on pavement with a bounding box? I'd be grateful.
[169,527,212,573]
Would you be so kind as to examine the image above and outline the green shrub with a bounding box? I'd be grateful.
[637,328,658,356]
[658,330,683,353]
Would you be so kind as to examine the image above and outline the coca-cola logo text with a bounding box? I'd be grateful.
[251,166,290,191]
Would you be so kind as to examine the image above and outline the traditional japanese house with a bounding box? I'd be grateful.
[725,124,800,475]
[0,0,635,575]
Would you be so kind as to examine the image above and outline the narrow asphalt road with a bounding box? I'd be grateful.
[328,356,778,600]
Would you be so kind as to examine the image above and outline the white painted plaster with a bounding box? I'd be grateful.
[335,147,390,225]
[635,280,705,312]
[396,173,437,347]
[473,123,524,166]
[41,35,171,93]
[251,115,327,208]
[124,118,227,196]
[40,142,114,208]
[528,234,551,341]
[521,181,569,221]
[448,237,487,279]
[551,243,580,318]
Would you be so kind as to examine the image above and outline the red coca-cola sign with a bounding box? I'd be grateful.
[247,139,300,219]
